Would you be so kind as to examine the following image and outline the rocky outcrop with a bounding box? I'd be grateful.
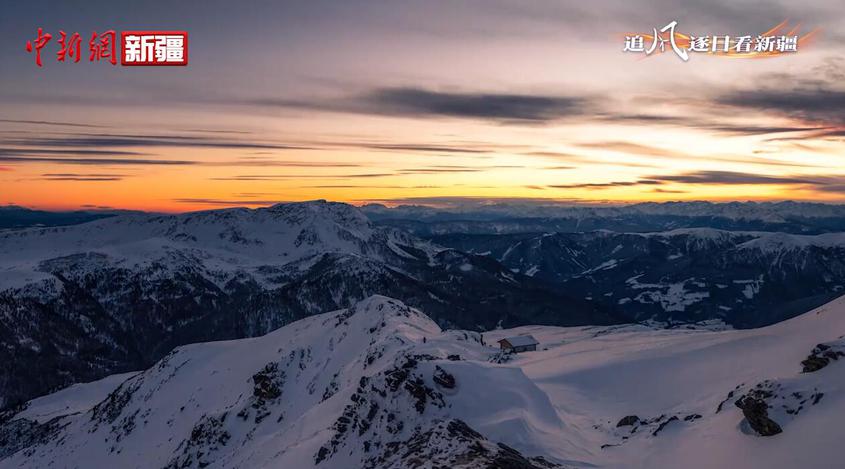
[735,393,782,437]
[616,415,639,427]
[368,419,561,469]
[252,362,284,400]
[432,366,456,389]
[165,413,231,469]
[651,416,679,436]
[238,361,286,424]
[801,338,845,373]
[0,417,61,460]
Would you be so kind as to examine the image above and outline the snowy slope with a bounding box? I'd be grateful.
[0,200,423,291]
[2,294,844,468]
[485,295,845,469]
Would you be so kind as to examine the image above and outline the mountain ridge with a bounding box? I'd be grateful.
[2,293,844,468]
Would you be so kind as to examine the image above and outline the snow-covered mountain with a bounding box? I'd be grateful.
[433,228,845,327]
[2,294,843,468]
[365,201,845,235]
[0,201,617,409]
[364,200,845,222]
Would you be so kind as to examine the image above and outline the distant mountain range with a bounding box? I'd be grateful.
[364,201,845,328]
[0,206,124,230]
[9,200,845,234]
[363,200,845,235]
[431,229,845,328]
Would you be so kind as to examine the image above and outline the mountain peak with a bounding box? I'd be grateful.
[264,200,371,229]
[268,199,328,210]
[342,295,440,338]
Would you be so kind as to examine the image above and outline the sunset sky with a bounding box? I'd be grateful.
[2,0,845,212]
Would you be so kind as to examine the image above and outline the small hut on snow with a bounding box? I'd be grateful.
[497,335,539,353]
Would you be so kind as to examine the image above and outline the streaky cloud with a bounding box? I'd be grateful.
[0,156,195,166]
